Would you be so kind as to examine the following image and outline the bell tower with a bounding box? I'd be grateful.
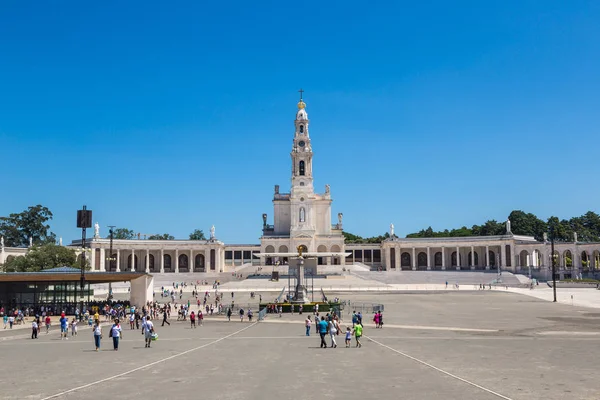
[291,89,314,195]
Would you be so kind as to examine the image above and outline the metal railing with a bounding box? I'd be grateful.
[258,307,267,321]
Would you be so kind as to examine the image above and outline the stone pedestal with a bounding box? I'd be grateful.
[291,256,311,304]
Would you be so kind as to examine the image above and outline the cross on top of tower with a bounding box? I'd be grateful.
[298,88,304,100]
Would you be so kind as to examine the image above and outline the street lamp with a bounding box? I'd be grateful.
[76,206,93,317]
[107,226,116,299]
[550,226,558,303]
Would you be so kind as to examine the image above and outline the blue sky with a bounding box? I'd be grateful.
[1,1,599,243]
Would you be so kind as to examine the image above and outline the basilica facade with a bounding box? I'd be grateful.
[2,97,599,280]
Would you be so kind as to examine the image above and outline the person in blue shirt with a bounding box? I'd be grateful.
[59,315,68,340]
[318,316,329,348]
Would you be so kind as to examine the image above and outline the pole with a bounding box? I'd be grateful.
[80,206,87,320]
[551,232,557,302]
[108,226,115,299]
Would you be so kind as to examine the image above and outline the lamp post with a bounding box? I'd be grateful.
[550,226,557,303]
[107,226,116,299]
[76,206,92,317]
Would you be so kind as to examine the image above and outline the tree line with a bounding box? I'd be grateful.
[405,210,600,242]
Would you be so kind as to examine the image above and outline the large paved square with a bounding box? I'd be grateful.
[1,291,598,400]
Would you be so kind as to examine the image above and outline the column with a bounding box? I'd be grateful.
[441,247,446,270]
[387,247,391,270]
[190,249,194,272]
[175,249,179,273]
[90,247,96,271]
[456,246,460,270]
[412,247,416,270]
[100,248,106,271]
[206,248,212,271]
[131,249,135,272]
[160,249,165,273]
[116,250,121,272]
[426,247,431,270]
[485,246,490,270]
[217,248,222,272]
[397,246,401,271]
[145,249,150,273]
[470,246,475,270]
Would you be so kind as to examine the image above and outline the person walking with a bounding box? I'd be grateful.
[45,315,51,334]
[93,321,102,351]
[305,316,311,336]
[378,312,383,328]
[352,322,363,348]
[31,319,38,339]
[239,308,244,322]
[198,310,204,326]
[345,327,352,347]
[8,315,14,329]
[190,311,196,328]
[71,318,78,336]
[328,317,338,348]
[110,319,123,351]
[318,316,328,348]
[142,316,154,348]
[227,307,232,321]
[247,309,253,322]
[2,314,7,329]
[161,309,170,326]
[59,314,68,340]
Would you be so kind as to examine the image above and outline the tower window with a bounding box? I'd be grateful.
[299,125,304,133]
[299,161,305,176]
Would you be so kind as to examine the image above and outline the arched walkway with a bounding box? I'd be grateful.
[400,252,411,269]
[581,251,590,271]
[265,245,275,265]
[317,245,327,266]
[163,254,172,272]
[488,250,496,267]
[564,250,573,270]
[194,254,205,272]
[278,245,289,264]
[331,245,341,265]
[519,250,529,267]
[434,252,442,267]
[417,252,427,270]
[179,254,189,272]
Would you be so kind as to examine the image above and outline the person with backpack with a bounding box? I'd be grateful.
[247,309,253,322]
[239,308,244,322]
[142,316,154,348]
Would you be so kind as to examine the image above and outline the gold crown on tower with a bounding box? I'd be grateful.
[297,100,306,109]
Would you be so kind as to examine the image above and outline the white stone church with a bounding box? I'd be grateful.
[2,96,599,280]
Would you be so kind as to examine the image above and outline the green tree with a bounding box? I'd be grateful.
[508,210,547,240]
[189,229,206,240]
[148,233,175,240]
[0,205,56,247]
[110,228,136,240]
[2,244,81,272]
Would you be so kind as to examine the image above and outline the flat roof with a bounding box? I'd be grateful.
[0,271,150,283]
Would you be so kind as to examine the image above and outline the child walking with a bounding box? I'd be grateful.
[345,327,352,347]
[71,318,78,336]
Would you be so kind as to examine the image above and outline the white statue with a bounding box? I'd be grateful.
[1,236,4,250]
[29,237,33,247]
[337,212,343,226]
[390,223,395,237]
[574,232,578,243]
[506,219,512,234]
[543,232,548,242]
[210,225,215,240]
[325,184,330,194]
[299,208,305,223]
[59,237,63,246]
[94,222,100,238]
